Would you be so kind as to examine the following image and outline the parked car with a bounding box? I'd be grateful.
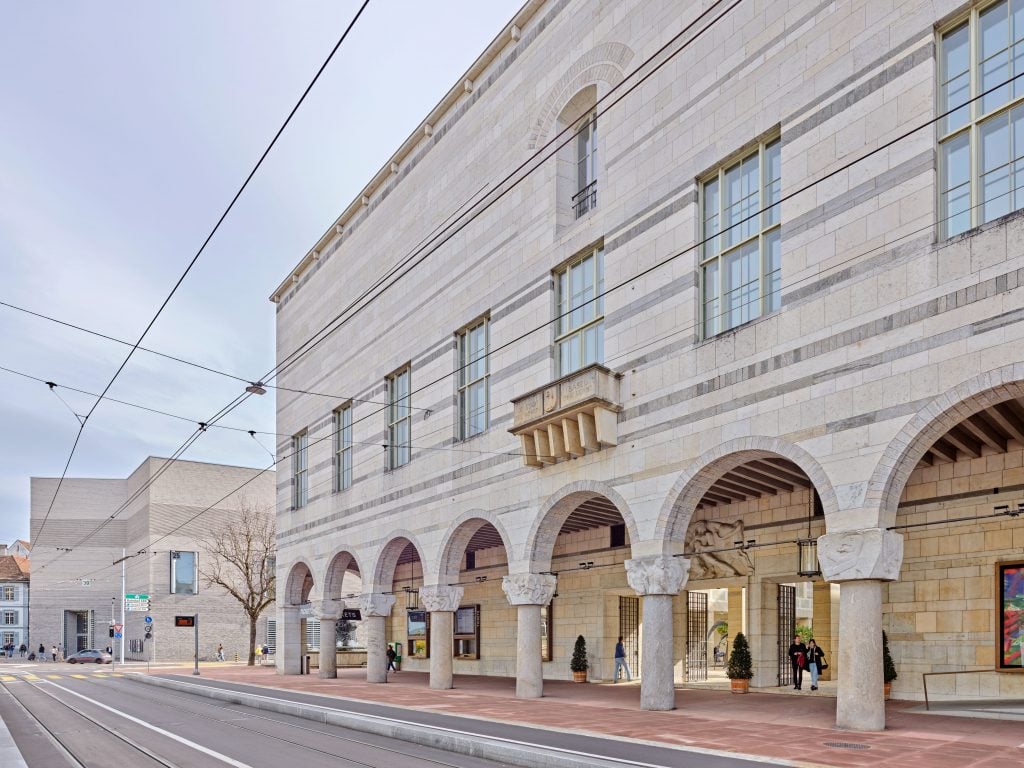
[66,649,113,664]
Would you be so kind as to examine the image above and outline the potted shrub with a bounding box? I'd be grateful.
[570,635,588,683]
[726,632,753,693]
[882,630,897,699]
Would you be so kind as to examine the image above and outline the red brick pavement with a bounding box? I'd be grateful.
[148,665,1024,767]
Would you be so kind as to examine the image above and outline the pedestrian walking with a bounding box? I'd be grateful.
[216,643,225,662]
[38,643,45,661]
[254,645,262,665]
[386,645,398,672]
[806,638,826,691]
[788,635,807,690]
[613,636,632,682]
[51,645,57,663]
[19,644,26,658]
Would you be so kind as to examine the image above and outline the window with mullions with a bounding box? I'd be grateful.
[387,367,412,469]
[333,406,352,492]
[555,248,604,375]
[170,551,197,595]
[457,320,489,440]
[291,431,308,508]
[574,112,598,218]
[2,611,16,625]
[940,1,1024,238]
[700,138,781,338]
[2,586,15,601]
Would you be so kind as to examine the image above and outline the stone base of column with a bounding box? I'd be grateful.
[836,580,885,732]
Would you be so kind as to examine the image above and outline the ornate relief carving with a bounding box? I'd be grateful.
[311,599,342,621]
[501,573,557,606]
[358,593,396,618]
[419,585,464,613]
[685,519,755,579]
[624,556,689,596]
[818,529,903,582]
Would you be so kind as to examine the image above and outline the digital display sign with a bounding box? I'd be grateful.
[174,615,196,627]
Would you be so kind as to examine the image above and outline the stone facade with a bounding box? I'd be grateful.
[30,458,275,661]
[272,0,1024,731]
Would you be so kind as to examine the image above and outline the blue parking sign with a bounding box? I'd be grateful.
[114,632,122,639]
[144,616,153,624]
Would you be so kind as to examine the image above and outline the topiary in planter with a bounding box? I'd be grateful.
[570,635,588,681]
[882,630,897,683]
[727,632,753,692]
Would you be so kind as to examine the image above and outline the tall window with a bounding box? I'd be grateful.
[457,320,489,440]
[387,367,412,469]
[333,406,352,491]
[555,248,604,375]
[574,113,598,217]
[2,587,14,601]
[2,611,16,625]
[170,551,197,595]
[700,137,781,338]
[940,1,1024,238]
[291,431,308,508]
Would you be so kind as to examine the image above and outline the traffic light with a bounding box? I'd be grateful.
[144,625,152,640]
[109,626,115,638]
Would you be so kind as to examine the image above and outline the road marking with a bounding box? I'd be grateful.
[22,674,38,680]
[44,682,255,768]
[46,675,62,679]
[70,675,87,679]
[0,676,15,682]
[92,673,108,678]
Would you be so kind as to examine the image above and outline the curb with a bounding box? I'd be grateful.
[126,673,806,768]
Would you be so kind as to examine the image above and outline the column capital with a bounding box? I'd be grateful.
[818,528,903,582]
[625,555,689,596]
[419,584,464,613]
[501,573,556,606]
[358,593,396,618]
[310,600,342,621]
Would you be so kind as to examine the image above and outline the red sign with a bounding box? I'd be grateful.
[113,624,123,633]
[174,616,195,627]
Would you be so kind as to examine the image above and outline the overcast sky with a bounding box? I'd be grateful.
[0,0,522,545]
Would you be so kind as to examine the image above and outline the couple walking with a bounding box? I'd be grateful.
[787,635,827,690]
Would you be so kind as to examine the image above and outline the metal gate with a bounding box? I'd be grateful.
[686,591,708,682]
[618,596,639,676]
[777,584,796,686]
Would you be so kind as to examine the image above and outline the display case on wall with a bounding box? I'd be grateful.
[997,561,1023,671]
[407,609,430,659]
[541,602,553,662]
[454,604,480,659]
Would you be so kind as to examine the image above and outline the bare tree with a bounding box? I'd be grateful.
[200,501,275,665]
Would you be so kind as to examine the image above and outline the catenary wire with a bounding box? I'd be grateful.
[31,0,372,545]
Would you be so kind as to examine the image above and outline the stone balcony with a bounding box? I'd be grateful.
[509,364,622,467]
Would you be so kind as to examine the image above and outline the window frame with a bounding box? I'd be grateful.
[386,366,412,470]
[2,611,16,625]
[170,550,198,595]
[554,247,605,376]
[333,405,353,492]
[456,318,490,441]
[699,135,782,339]
[938,0,1024,238]
[2,586,15,601]
[291,431,309,509]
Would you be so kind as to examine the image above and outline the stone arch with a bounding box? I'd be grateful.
[655,436,840,548]
[437,510,515,584]
[524,480,640,572]
[282,558,315,605]
[527,42,635,150]
[867,364,1024,528]
[369,531,429,593]
[321,548,365,601]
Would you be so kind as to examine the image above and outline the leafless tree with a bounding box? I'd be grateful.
[200,501,275,665]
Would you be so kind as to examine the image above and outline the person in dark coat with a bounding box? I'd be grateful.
[788,635,807,690]
[806,638,826,691]
[386,645,398,672]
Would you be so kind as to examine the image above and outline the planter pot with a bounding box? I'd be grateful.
[572,671,588,683]
[730,678,750,694]
[884,682,892,700]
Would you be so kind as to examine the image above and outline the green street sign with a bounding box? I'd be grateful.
[125,594,150,600]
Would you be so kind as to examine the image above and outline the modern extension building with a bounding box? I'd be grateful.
[271,0,1024,731]
[30,458,275,661]
[0,555,30,652]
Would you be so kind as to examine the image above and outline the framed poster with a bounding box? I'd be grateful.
[997,562,1024,671]
[407,609,430,659]
[453,604,480,659]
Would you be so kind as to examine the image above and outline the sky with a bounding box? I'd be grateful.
[0,0,523,545]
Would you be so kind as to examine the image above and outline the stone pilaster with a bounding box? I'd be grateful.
[312,601,342,679]
[276,605,302,675]
[420,585,464,690]
[819,528,903,732]
[359,594,395,684]
[502,574,557,698]
[625,556,689,711]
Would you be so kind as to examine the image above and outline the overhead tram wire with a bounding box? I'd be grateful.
[54,13,1024,584]
[31,0,372,545]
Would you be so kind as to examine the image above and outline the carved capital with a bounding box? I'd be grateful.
[818,529,903,582]
[501,573,556,606]
[419,585,464,613]
[625,556,689,596]
[358,593,396,618]
[311,600,342,621]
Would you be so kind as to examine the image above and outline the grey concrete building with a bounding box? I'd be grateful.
[271,0,1024,732]
[30,458,275,662]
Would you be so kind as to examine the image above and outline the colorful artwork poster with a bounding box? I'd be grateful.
[999,563,1024,670]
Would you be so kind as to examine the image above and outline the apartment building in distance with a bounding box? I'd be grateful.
[271,0,1024,731]
[0,554,30,651]
[30,458,275,661]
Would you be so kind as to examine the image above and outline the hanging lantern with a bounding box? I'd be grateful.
[797,538,820,577]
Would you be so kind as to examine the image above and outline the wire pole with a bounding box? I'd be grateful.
[120,548,126,665]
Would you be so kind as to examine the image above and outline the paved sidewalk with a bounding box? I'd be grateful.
[149,665,1024,767]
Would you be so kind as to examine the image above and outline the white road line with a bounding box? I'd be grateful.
[43,681,255,768]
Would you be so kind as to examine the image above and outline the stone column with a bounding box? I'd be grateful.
[359,594,396,684]
[625,555,689,711]
[727,587,745,638]
[277,605,302,675]
[812,581,835,681]
[818,528,903,732]
[502,573,557,699]
[419,585,464,690]
[747,579,778,689]
[313,601,341,679]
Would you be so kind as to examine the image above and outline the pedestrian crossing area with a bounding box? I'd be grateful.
[0,668,124,682]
